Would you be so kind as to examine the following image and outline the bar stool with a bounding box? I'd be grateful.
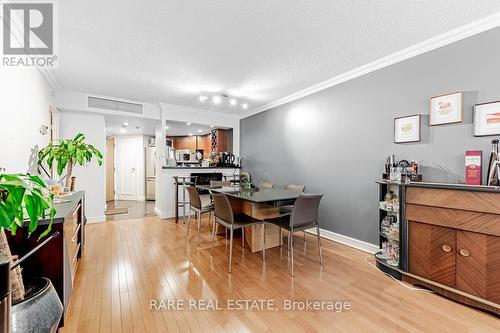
[172,176,197,223]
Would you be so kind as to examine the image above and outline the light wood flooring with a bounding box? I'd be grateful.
[105,200,156,222]
[61,215,500,333]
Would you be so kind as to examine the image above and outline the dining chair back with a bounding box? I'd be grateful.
[290,194,323,227]
[284,184,305,193]
[259,180,274,189]
[186,186,202,209]
[212,193,234,225]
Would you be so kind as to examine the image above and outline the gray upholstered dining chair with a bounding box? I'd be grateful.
[211,193,266,273]
[279,184,306,213]
[278,184,307,243]
[265,194,324,277]
[259,180,274,189]
[186,186,214,244]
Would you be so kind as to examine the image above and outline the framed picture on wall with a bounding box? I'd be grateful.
[474,101,500,136]
[429,92,463,125]
[394,114,421,143]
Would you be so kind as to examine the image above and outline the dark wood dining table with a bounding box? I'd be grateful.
[196,185,301,252]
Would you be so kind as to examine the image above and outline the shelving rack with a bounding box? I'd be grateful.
[375,181,407,279]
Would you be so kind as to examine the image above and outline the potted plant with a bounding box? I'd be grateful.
[38,133,103,189]
[0,173,62,332]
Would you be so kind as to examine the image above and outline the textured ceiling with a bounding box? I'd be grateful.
[54,1,500,115]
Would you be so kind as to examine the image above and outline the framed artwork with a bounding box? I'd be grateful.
[474,100,500,136]
[394,114,421,143]
[429,92,463,125]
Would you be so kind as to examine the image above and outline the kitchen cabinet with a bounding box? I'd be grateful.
[198,134,211,157]
[172,136,196,150]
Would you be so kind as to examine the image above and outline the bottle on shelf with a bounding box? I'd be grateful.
[487,139,500,186]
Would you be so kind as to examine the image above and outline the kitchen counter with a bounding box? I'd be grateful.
[156,167,240,219]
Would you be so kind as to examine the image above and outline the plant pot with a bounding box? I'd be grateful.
[11,277,63,333]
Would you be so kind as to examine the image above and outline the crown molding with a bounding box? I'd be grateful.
[39,69,63,93]
[241,12,500,119]
[160,102,241,119]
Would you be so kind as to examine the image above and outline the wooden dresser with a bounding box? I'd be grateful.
[7,191,86,326]
[404,184,500,314]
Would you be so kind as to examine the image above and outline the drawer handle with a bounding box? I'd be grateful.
[459,249,470,257]
[442,244,452,253]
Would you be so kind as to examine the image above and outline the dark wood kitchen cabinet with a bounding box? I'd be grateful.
[172,136,196,150]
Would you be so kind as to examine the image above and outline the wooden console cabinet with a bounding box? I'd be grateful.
[7,191,86,326]
[405,186,500,314]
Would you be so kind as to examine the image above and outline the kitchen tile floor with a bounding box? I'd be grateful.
[105,200,156,221]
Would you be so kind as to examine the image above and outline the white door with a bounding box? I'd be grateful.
[115,137,140,200]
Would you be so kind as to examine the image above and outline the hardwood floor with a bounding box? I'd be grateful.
[105,200,156,221]
[62,216,500,333]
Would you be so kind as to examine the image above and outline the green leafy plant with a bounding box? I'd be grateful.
[38,133,103,188]
[0,173,56,236]
[0,173,56,301]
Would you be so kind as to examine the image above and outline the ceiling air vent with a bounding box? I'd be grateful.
[87,96,143,114]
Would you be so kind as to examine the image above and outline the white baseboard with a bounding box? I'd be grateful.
[307,228,378,254]
[86,215,106,224]
[137,196,146,202]
[154,206,163,217]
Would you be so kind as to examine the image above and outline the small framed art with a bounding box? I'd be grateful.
[474,100,500,136]
[394,114,421,143]
[429,92,463,126]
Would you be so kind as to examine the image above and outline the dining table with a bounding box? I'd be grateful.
[196,184,302,253]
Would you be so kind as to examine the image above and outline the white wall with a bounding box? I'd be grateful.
[59,111,106,222]
[0,67,54,173]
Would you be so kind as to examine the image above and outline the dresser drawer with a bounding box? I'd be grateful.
[406,204,500,237]
[406,187,500,215]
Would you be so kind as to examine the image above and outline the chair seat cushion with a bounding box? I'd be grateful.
[200,204,214,212]
[217,213,263,229]
[266,214,315,231]
[265,215,291,230]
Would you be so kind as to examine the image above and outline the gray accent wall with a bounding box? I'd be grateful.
[240,27,500,245]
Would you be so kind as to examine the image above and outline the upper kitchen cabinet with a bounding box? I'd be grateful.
[172,136,196,150]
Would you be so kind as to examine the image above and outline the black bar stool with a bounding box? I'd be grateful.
[172,176,197,223]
